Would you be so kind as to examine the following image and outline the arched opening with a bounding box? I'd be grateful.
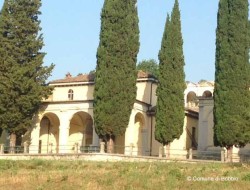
[186,91,198,107]
[134,112,147,156]
[39,113,60,154]
[68,111,93,153]
[68,89,74,100]
[202,90,212,98]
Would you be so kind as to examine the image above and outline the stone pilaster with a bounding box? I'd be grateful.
[58,113,70,153]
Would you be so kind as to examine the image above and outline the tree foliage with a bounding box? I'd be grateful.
[214,0,250,148]
[137,59,159,78]
[155,0,186,145]
[0,0,54,137]
[94,0,139,141]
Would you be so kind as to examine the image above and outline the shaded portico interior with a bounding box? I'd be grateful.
[68,111,93,152]
[39,113,60,153]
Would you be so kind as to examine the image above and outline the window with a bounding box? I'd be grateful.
[68,89,74,100]
[202,90,212,98]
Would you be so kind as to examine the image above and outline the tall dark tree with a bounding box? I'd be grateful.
[0,0,54,146]
[214,0,250,155]
[155,0,185,155]
[137,59,159,78]
[94,0,139,152]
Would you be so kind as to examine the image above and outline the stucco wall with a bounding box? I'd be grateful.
[49,84,94,101]
[48,80,156,104]
[124,105,150,156]
[135,81,157,106]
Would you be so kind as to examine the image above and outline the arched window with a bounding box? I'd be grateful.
[186,91,198,107]
[202,90,212,98]
[68,89,74,100]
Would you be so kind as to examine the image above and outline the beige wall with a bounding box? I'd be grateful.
[29,78,202,157]
[123,105,150,156]
[136,80,157,106]
[48,79,156,104]
[48,84,94,101]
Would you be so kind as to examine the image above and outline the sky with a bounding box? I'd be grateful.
[0,0,220,82]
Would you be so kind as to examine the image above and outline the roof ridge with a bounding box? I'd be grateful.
[50,71,157,84]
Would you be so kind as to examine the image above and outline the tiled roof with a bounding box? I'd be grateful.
[50,70,156,84]
[50,73,95,84]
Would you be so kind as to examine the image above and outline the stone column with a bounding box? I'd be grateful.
[58,113,70,153]
[29,116,41,154]
[197,98,214,151]
[124,111,136,156]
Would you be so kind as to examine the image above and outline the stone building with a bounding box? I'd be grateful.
[1,71,218,158]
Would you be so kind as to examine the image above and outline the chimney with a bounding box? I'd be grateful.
[65,72,72,78]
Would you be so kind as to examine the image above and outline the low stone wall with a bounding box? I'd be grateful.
[0,153,222,164]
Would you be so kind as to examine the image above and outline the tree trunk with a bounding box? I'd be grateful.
[226,146,233,162]
[107,137,114,154]
[9,133,16,154]
[165,143,170,158]
[0,128,2,138]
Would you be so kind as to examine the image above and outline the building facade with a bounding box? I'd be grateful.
[1,72,217,157]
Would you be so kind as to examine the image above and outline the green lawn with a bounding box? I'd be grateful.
[0,160,250,190]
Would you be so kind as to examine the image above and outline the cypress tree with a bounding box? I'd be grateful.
[155,0,185,153]
[94,0,139,151]
[214,0,250,151]
[0,0,54,146]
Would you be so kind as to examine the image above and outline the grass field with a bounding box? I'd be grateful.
[0,160,250,190]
